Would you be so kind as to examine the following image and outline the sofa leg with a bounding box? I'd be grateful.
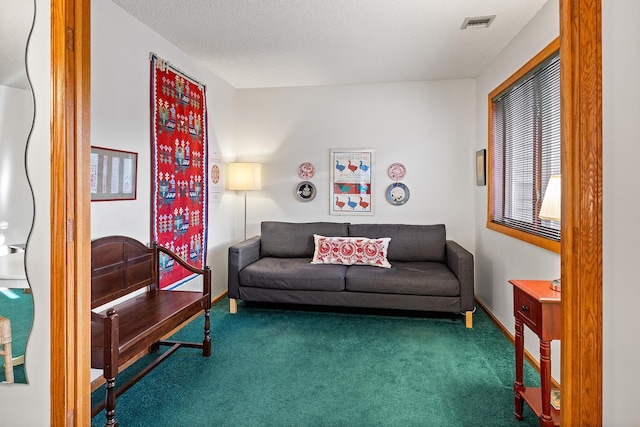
[465,311,473,328]
[230,298,237,314]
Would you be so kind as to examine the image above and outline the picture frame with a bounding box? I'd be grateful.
[476,149,486,186]
[90,146,138,201]
[330,148,374,215]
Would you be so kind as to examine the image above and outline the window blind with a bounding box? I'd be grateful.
[490,52,560,242]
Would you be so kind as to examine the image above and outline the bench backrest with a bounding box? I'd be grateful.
[91,236,157,309]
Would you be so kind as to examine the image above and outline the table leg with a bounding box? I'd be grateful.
[2,342,13,383]
[514,317,524,420]
[0,316,14,383]
[539,339,553,426]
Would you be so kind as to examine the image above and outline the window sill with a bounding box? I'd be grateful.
[486,221,560,254]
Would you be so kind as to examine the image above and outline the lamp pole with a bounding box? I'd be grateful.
[243,191,248,240]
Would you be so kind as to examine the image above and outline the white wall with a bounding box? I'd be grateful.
[234,80,477,251]
[0,85,33,251]
[90,0,238,297]
[475,0,561,381]
[602,1,640,425]
[0,0,51,425]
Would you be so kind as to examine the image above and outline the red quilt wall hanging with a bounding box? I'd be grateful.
[150,53,208,289]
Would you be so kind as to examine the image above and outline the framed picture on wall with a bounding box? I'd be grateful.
[90,146,138,201]
[330,148,374,215]
[476,149,486,186]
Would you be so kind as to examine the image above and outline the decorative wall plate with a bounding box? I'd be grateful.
[388,163,406,181]
[385,182,410,206]
[210,164,220,184]
[295,181,316,201]
[298,162,316,180]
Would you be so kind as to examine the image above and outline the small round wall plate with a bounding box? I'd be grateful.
[210,164,220,184]
[386,182,410,205]
[388,163,406,181]
[298,162,316,180]
[295,181,316,201]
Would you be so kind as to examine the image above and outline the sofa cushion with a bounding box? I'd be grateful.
[261,221,350,258]
[239,257,347,291]
[348,224,446,263]
[345,262,459,296]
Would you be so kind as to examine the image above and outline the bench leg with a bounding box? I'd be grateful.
[229,298,238,314]
[104,377,118,426]
[203,308,211,357]
[465,311,473,328]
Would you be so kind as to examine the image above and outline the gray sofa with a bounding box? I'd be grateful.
[228,221,475,327]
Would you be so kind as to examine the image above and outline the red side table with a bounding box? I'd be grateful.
[510,279,561,426]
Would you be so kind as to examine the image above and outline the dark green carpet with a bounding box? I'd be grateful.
[0,288,33,383]
[92,298,541,426]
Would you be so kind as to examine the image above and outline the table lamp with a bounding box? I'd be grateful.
[228,163,262,240]
[539,175,561,291]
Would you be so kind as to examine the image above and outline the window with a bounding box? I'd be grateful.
[487,38,560,253]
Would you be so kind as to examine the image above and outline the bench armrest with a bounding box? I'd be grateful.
[446,240,475,312]
[156,245,212,308]
[92,308,120,379]
[228,236,261,298]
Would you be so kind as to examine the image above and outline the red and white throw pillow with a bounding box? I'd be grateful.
[311,234,391,268]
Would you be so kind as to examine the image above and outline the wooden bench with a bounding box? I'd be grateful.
[90,235,211,426]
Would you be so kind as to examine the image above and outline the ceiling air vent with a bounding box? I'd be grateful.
[460,15,496,30]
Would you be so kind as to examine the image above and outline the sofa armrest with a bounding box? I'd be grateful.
[228,236,261,298]
[446,240,475,312]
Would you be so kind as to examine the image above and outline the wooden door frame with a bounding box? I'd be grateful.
[559,0,602,424]
[49,0,603,425]
[50,0,91,425]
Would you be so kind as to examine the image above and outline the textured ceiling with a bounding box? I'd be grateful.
[0,0,34,90]
[112,0,548,89]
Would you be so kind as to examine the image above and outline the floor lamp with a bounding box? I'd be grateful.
[228,162,262,240]
[539,174,561,291]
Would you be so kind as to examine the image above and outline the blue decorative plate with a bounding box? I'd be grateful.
[386,182,410,205]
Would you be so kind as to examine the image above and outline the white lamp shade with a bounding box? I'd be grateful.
[539,175,561,221]
[227,163,262,191]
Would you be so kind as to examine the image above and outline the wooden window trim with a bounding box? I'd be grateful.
[486,221,560,253]
[487,37,561,254]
